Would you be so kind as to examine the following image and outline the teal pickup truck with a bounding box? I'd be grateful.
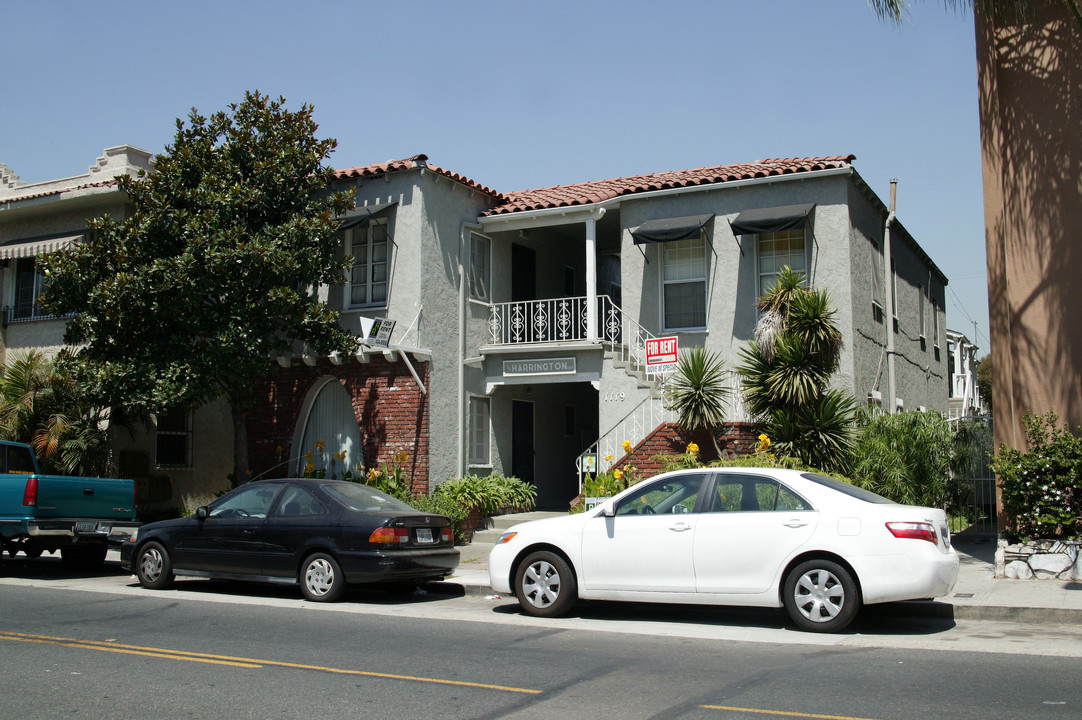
[0,440,139,570]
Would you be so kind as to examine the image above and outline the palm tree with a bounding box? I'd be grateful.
[0,350,113,475]
[868,1,1080,31]
[737,267,856,473]
[665,346,730,457]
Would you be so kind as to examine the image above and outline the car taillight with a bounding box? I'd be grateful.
[886,521,938,545]
[441,528,452,543]
[369,527,409,544]
[23,476,38,506]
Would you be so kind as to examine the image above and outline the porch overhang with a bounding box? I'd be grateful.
[0,233,83,259]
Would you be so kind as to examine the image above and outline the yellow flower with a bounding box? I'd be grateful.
[395,451,409,465]
[334,451,346,461]
[613,469,623,480]
[304,451,313,461]
[305,462,315,473]
[368,468,378,478]
[622,440,632,453]
[686,442,699,455]
[605,455,614,463]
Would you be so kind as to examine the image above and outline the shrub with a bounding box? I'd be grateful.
[432,473,537,516]
[993,411,1082,540]
[405,492,470,545]
[850,410,969,512]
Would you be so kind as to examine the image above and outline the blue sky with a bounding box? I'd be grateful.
[2,1,989,350]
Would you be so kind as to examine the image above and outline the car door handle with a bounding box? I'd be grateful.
[243,528,257,534]
[783,519,808,528]
[668,523,692,532]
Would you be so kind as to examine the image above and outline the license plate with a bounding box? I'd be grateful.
[416,528,434,544]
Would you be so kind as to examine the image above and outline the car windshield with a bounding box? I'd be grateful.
[801,472,895,504]
[323,482,418,513]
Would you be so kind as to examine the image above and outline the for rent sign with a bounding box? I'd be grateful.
[645,336,678,375]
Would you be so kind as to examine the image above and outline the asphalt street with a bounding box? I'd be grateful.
[1,556,1080,719]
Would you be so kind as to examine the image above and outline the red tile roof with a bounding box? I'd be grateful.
[332,154,505,201]
[483,155,856,216]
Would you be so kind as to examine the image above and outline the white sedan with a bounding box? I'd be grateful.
[489,468,959,632]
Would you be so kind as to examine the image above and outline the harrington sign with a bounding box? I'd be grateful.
[503,357,577,377]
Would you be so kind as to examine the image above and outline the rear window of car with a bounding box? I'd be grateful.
[800,473,895,504]
[323,482,418,513]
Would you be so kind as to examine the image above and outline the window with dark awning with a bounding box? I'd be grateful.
[631,213,714,244]
[338,201,396,230]
[728,203,815,235]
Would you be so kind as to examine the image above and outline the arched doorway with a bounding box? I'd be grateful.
[293,377,363,479]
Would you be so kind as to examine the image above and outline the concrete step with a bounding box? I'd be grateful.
[459,511,565,565]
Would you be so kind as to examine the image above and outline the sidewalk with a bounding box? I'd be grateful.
[435,516,1082,626]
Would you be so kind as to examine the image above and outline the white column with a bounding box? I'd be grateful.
[586,215,598,340]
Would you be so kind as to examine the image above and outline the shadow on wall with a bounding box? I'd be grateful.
[979,5,1082,447]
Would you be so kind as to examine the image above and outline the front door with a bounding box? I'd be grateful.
[511,244,536,302]
[512,400,534,486]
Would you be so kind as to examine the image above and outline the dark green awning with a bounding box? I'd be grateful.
[338,201,396,231]
[631,213,714,244]
[729,203,815,235]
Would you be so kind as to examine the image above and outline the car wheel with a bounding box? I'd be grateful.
[300,553,345,602]
[61,544,107,572]
[783,559,860,633]
[515,551,577,618]
[136,541,175,590]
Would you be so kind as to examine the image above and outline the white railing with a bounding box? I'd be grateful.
[577,370,752,491]
[490,296,591,345]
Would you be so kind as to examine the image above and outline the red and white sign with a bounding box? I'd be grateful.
[645,336,678,372]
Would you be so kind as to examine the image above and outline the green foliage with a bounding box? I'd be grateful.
[737,267,855,474]
[573,440,650,512]
[38,91,356,479]
[432,473,537,516]
[665,347,729,453]
[993,411,1082,540]
[404,492,470,545]
[0,350,114,476]
[850,410,968,512]
[976,353,993,413]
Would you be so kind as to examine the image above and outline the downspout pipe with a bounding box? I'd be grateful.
[883,179,897,414]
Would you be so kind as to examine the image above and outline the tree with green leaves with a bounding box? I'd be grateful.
[737,267,856,473]
[40,91,356,484]
[0,350,113,476]
[976,353,993,413]
[665,346,730,457]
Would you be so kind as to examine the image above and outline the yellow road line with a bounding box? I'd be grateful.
[0,631,539,695]
[700,706,882,720]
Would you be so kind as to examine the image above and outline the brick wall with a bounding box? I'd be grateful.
[247,355,430,492]
[622,422,760,477]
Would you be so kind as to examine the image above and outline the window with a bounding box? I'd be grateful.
[662,236,707,329]
[870,239,883,322]
[919,284,927,340]
[468,396,490,465]
[210,483,284,518]
[707,476,811,512]
[156,410,192,469]
[345,221,389,308]
[614,473,706,515]
[13,257,48,321]
[470,233,491,301]
[758,229,807,298]
[273,486,327,517]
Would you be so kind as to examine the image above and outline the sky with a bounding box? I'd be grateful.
[1,0,989,352]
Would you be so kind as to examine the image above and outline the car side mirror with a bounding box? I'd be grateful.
[601,504,615,518]
[195,506,208,520]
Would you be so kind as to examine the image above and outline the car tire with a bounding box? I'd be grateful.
[514,550,577,618]
[783,559,860,633]
[136,541,175,590]
[300,553,346,602]
[61,544,107,572]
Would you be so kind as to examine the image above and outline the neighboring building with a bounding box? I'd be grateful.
[977,3,1082,456]
[2,149,951,512]
[946,329,982,419]
[0,146,234,510]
